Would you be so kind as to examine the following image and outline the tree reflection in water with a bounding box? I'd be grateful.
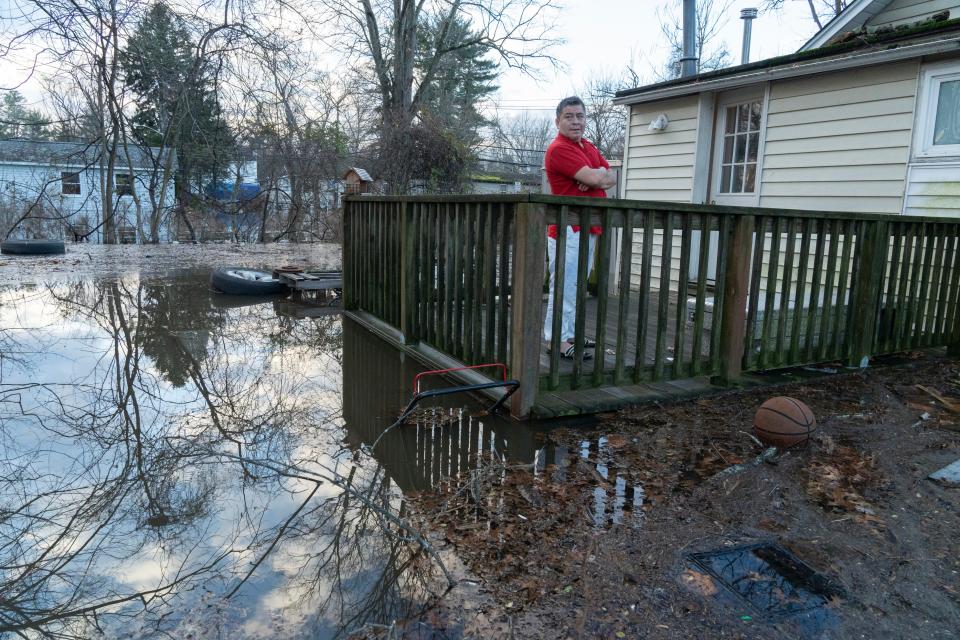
[0,274,446,639]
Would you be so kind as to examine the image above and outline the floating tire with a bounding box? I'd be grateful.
[210,268,287,296]
[1,239,66,255]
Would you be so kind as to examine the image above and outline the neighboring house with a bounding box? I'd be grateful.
[614,0,960,217]
[0,139,175,242]
[472,173,541,194]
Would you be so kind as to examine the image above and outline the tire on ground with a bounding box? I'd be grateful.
[1,239,66,255]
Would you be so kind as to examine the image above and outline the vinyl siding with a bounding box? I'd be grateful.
[904,164,960,215]
[0,162,172,242]
[867,0,960,28]
[759,61,919,214]
[623,98,699,292]
[623,96,699,203]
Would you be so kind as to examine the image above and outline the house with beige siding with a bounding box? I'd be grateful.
[614,0,960,218]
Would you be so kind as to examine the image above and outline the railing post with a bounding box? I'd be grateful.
[510,201,546,418]
[400,201,418,344]
[951,320,960,358]
[715,214,754,384]
[847,220,889,368]
[342,197,356,310]
[950,229,960,358]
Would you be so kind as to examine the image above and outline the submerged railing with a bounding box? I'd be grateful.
[343,195,960,417]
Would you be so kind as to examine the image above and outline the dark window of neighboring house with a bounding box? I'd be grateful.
[116,173,134,196]
[61,172,81,195]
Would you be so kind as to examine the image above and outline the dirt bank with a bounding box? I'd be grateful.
[411,354,960,639]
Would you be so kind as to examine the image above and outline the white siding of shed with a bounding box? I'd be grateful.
[867,0,960,28]
[904,164,960,215]
[759,61,919,214]
[623,97,700,293]
[623,96,699,203]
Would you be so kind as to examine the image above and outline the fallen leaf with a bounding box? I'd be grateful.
[680,568,718,596]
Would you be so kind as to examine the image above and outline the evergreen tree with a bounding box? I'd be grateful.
[121,2,232,204]
[415,16,499,150]
[0,91,52,139]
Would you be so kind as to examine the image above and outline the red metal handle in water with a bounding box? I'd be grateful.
[413,363,507,394]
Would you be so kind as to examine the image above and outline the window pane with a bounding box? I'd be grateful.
[734,135,746,163]
[721,166,732,193]
[61,172,80,195]
[934,79,960,146]
[725,106,737,134]
[733,165,745,193]
[737,105,751,133]
[722,136,734,163]
[747,132,760,162]
[116,173,134,196]
[749,102,762,131]
[744,164,757,192]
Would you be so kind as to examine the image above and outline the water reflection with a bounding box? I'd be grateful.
[341,321,539,493]
[0,273,438,638]
[0,267,645,638]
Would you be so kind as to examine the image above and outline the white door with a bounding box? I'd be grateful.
[689,91,765,283]
[710,91,765,206]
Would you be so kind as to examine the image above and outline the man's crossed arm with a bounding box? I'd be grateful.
[573,166,617,190]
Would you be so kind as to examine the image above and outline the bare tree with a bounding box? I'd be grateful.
[229,45,360,242]
[656,0,735,80]
[580,70,630,161]
[324,0,561,191]
[490,111,553,172]
[5,0,136,242]
[763,0,848,30]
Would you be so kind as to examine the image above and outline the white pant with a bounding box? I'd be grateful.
[544,226,596,342]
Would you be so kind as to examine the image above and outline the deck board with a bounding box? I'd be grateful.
[536,290,713,376]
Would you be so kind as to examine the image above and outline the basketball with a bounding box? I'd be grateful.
[753,397,816,449]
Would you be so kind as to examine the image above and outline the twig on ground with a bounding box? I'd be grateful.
[711,447,778,482]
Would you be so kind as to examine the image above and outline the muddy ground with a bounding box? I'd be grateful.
[408,355,960,639]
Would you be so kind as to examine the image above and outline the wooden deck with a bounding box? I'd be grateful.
[537,291,708,374]
[343,195,960,418]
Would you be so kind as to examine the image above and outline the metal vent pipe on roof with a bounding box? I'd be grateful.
[740,7,758,64]
[681,0,698,77]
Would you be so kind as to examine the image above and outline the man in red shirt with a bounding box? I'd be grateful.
[543,96,617,359]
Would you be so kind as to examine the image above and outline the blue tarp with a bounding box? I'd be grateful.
[205,181,261,202]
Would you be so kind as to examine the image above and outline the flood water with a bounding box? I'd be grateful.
[0,258,543,639]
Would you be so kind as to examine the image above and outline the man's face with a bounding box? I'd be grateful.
[556,104,586,142]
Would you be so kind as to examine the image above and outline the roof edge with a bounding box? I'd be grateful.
[614,19,960,106]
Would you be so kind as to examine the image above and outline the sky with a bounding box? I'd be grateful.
[5,0,826,120]
[488,0,823,117]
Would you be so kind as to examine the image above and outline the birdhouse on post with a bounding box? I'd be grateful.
[343,167,373,195]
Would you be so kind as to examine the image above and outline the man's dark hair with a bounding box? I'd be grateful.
[556,96,586,118]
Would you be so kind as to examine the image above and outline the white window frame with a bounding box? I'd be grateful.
[115,172,134,196]
[913,60,960,160]
[710,87,768,206]
[61,171,81,196]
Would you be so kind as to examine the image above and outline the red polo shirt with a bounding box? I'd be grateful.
[544,133,608,238]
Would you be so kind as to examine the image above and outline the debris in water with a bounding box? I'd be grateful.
[928,458,960,486]
[689,542,844,619]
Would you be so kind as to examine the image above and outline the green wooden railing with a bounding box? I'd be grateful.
[343,195,960,417]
